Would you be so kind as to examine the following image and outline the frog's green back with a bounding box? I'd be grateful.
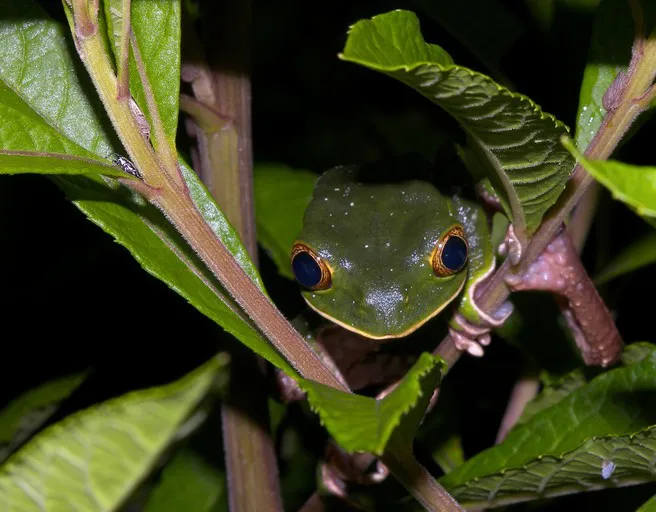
[294,164,470,338]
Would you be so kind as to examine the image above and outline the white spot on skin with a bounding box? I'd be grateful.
[350,202,355,207]
[365,286,404,317]
[364,244,369,248]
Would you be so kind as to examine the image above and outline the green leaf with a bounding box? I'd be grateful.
[0,2,296,377]
[446,426,656,507]
[339,10,574,240]
[595,231,656,283]
[144,449,226,512]
[0,4,115,156]
[0,357,225,511]
[637,494,656,512]
[562,137,656,219]
[104,0,181,144]
[254,164,317,280]
[576,0,656,150]
[575,0,633,150]
[440,343,656,505]
[0,374,87,463]
[513,369,587,428]
[0,151,126,177]
[300,353,445,455]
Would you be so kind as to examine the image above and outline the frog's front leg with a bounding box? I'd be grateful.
[449,194,514,357]
[505,227,623,366]
[449,296,513,357]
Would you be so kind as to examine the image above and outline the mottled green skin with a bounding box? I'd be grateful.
[294,165,493,338]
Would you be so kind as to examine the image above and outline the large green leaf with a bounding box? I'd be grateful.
[143,448,226,512]
[440,343,656,506]
[0,1,295,376]
[446,425,656,507]
[0,374,87,464]
[254,164,317,280]
[0,357,225,511]
[0,152,126,177]
[340,10,574,241]
[300,352,445,455]
[104,0,181,144]
[563,138,656,220]
[595,231,656,283]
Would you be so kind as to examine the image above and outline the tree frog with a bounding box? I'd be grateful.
[289,161,622,366]
[290,163,512,357]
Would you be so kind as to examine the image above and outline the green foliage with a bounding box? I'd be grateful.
[143,449,227,512]
[575,0,633,150]
[104,0,181,144]
[339,10,574,242]
[300,353,445,455]
[563,138,656,220]
[440,343,656,505]
[0,0,295,376]
[595,231,656,283]
[253,164,317,280]
[2,0,656,510]
[0,374,87,463]
[0,357,225,511]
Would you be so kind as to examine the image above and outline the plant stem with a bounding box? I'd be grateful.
[181,3,283,511]
[117,0,131,99]
[382,444,463,512]
[70,3,347,390]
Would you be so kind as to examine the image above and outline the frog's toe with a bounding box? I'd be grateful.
[450,328,485,357]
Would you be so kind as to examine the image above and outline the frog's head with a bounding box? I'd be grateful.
[290,164,469,339]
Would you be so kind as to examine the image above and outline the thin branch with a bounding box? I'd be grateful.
[117,0,131,99]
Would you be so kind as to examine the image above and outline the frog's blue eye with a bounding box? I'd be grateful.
[291,243,332,290]
[432,226,468,277]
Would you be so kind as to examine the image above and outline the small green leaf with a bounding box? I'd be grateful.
[144,449,226,512]
[0,374,87,463]
[637,494,656,512]
[340,10,574,240]
[300,353,445,455]
[440,343,656,505]
[0,2,295,377]
[595,231,656,283]
[104,0,181,144]
[254,164,317,280]
[0,152,126,177]
[0,357,225,511]
[563,137,656,219]
[575,0,633,150]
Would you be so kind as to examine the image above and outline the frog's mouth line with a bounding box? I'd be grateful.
[301,279,466,340]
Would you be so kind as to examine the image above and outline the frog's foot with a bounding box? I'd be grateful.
[504,229,623,366]
[449,304,512,357]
